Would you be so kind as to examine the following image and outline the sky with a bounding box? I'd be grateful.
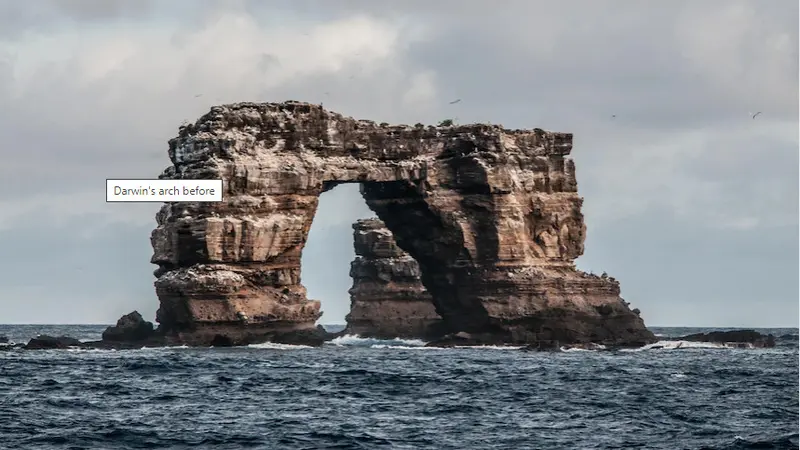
[0,0,797,327]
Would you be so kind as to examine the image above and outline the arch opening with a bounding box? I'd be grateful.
[300,183,372,329]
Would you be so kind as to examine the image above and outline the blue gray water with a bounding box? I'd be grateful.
[0,325,797,450]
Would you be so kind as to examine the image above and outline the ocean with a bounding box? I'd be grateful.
[0,325,797,450]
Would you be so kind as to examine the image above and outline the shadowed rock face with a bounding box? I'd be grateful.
[345,218,442,339]
[149,101,655,346]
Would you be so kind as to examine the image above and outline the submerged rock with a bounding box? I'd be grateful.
[146,101,655,347]
[678,330,776,348]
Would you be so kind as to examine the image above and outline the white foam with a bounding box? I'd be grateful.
[65,348,117,353]
[370,344,445,350]
[454,345,525,350]
[247,342,313,350]
[327,334,427,347]
[621,340,730,352]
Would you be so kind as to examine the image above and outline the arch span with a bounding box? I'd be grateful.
[150,101,654,346]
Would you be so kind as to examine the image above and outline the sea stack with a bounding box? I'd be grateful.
[149,101,656,347]
[345,218,442,339]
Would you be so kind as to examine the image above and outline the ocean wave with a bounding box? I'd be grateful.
[454,345,525,350]
[370,345,445,350]
[247,342,314,350]
[622,340,735,352]
[326,334,427,347]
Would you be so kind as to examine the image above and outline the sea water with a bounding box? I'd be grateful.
[0,325,797,449]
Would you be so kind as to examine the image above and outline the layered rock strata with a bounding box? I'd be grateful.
[345,218,442,339]
[149,101,655,346]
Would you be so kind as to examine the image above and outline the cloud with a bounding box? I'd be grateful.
[0,8,432,223]
[0,0,796,326]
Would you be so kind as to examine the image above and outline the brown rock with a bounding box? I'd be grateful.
[149,101,655,347]
[345,218,442,339]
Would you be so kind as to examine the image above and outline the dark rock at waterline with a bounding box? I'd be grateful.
[678,330,776,348]
[521,340,564,352]
[153,324,342,348]
[272,325,338,347]
[25,335,83,349]
[209,335,235,347]
[102,311,155,341]
[424,332,475,347]
[0,336,8,343]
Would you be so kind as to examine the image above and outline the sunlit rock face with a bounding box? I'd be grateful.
[149,101,655,346]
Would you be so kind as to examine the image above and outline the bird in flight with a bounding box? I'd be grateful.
[752,112,762,119]
[449,99,461,104]
[611,114,616,119]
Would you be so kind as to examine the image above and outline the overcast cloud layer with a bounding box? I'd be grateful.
[0,0,797,327]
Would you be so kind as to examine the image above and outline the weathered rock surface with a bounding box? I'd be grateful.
[345,218,442,339]
[149,101,655,346]
[677,330,776,348]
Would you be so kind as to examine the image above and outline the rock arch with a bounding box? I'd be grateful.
[150,101,654,346]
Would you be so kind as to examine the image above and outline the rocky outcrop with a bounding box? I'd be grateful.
[149,101,655,347]
[345,218,442,339]
[102,311,155,341]
[677,330,776,348]
[25,335,82,349]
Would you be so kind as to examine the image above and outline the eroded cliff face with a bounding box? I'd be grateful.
[345,218,442,339]
[150,101,654,346]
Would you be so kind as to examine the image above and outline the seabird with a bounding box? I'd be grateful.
[752,111,762,119]
[194,94,203,98]
[449,99,461,104]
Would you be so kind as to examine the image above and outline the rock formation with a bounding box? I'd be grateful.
[677,330,776,348]
[102,311,155,342]
[149,101,655,347]
[345,218,442,339]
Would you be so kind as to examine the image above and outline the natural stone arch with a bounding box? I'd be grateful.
[150,101,654,346]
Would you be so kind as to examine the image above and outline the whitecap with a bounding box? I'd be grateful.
[454,345,525,350]
[621,340,729,352]
[326,334,427,347]
[370,344,445,350]
[247,342,313,350]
